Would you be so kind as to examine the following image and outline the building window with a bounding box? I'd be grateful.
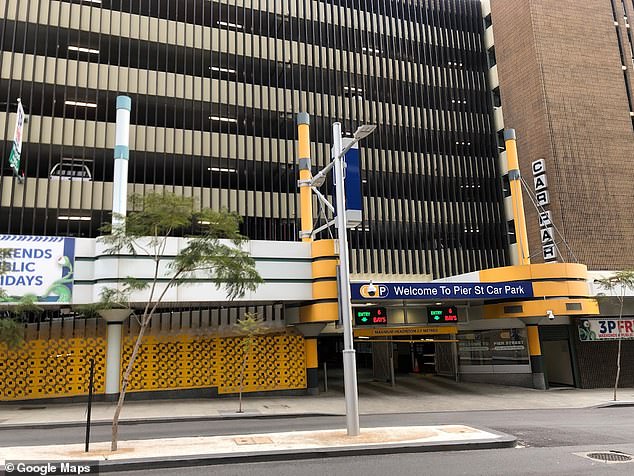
[487,46,497,68]
[507,220,517,244]
[497,130,506,151]
[458,329,529,366]
[502,174,511,198]
[492,87,502,108]
[484,13,492,29]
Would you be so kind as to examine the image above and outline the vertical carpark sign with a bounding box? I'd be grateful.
[532,158,557,262]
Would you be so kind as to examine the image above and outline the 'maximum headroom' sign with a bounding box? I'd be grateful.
[0,235,75,303]
[352,281,533,300]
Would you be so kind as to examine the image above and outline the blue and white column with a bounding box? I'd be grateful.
[112,95,132,229]
[105,95,132,397]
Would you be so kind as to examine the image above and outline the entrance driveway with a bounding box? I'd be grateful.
[321,369,633,414]
[0,369,631,428]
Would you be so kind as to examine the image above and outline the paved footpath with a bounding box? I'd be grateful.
[0,375,630,428]
[0,424,516,472]
[0,375,632,471]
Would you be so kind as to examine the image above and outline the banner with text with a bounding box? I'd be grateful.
[578,318,634,341]
[8,100,25,175]
[0,235,75,303]
[351,281,534,300]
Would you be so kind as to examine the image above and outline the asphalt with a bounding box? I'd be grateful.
[1,373,632,471]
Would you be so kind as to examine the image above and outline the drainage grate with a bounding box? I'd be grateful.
[585,451,633,463]
[17,406,47,411]
[233,436,273,445]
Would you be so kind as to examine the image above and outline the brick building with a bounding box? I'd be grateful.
[490,0,634,268]
[489,0,634,389]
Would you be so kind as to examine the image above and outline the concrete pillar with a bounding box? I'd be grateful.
[304,337,319,395]
[105,322,123,396]
[100,309,131,396]
[527,325,546,390]
[371,341,391,382]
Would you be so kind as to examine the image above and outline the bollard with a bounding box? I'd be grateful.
[85,358,95,452]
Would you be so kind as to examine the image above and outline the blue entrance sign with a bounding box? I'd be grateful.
[343,141,362,228]
[352,281,534,300]
[332,139,362,228]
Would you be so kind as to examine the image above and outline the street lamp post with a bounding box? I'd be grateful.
[299,119,375,436]
[332,122,359,436]
[331,121,376,436]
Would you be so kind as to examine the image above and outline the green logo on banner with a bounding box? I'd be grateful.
[8,147,20,173]
[8,100,25,175]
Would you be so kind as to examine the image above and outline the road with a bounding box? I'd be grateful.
[117,444,634,476]
[2,407,634,475]
[2,407,633,448]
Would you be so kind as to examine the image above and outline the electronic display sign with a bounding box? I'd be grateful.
[354,307,388,326]
[427,306,458,324]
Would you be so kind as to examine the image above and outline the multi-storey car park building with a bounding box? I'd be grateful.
[0,0,614,403]
[0,0,508,276]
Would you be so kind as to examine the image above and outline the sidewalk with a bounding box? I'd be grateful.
[0,425,517,472]
[1,373,631,428]
[2,374,632,471]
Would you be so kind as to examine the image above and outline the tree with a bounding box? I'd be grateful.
[0,249,11,311]
[99,192,263,451]
[73,287,134,320]
[0,314,24,349]
[0,249,42,348]
[595,270,634,401]
[234,312,268,413]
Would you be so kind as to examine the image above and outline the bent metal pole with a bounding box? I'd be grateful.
[333,121,360,436]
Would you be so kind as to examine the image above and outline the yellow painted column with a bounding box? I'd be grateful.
[300,239,339,323]
[526,325,546,390]
[305,338,319,394]
[297,112,313,242]
[505,129,530,265]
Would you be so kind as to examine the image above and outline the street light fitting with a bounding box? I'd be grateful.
[311,174,326,188]
[353,124,377,141]
[339,124,377,157]
[308,159,336,188]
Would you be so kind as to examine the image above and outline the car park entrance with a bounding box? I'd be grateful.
[353,325,459,384]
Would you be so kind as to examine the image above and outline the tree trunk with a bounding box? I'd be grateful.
[238,341,249,413]
[111,315,150,451]
[109,256,179,451]
[614,296,625,401]
[614,334,621,402]
[614,337,622,401]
